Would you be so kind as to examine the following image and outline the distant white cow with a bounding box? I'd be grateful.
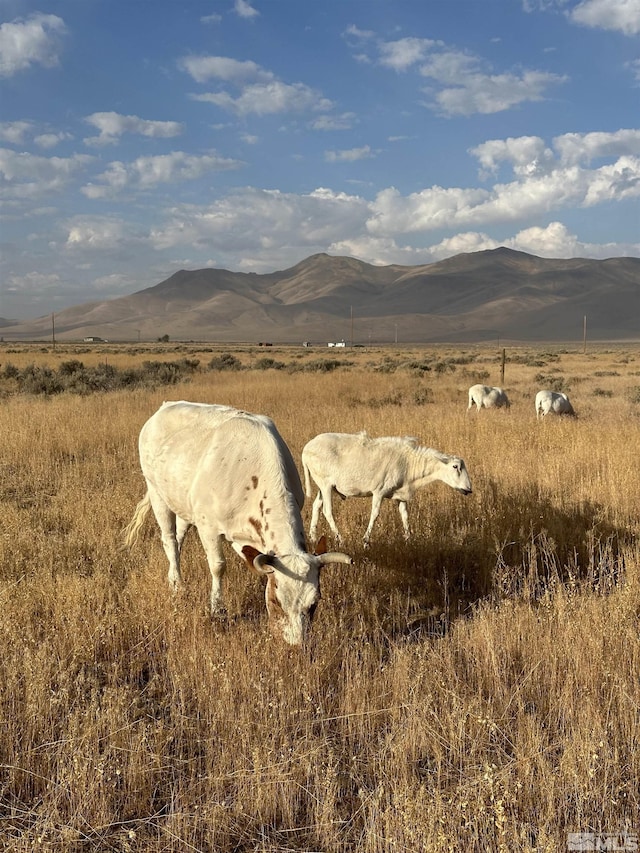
[123,401,352,645]
[535,390,575,419]
[302,432,472,546]
[468,384,510,411]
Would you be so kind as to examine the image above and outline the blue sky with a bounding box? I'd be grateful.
[1,0,639,320]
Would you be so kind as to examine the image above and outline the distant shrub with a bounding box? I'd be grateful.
[208,353,242,371]
[295,359,349,373]
[2,363,20,379]
[58,360,85,376]
[254,357,286,370]
[534,373,567,392]
[629,387,640,404]
[465,369,490,382]
[367,391,405,407]
[20,365,64,395]
[405,360,432,375]
[593,388,613,398]
[449,354,476,365]
[138,359,199,385]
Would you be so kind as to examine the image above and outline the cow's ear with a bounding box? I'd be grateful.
[241,545,261,566]
[314,535,328,556]
[242,546,276,575]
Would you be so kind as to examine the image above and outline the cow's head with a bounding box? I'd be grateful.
[242,536,352,645]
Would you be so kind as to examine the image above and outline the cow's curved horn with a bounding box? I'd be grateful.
[318,551,353,566]
[253,553,276,574]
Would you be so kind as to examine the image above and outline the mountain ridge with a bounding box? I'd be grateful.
[2,248,638,343]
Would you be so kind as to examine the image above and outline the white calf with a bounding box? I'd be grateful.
[535,390,575,419]
[468,384,510,411]
[302,431,472,546]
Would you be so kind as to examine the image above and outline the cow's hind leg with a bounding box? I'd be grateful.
[363,493,384,547]
[147,486,182,592]
[319,486,343,544]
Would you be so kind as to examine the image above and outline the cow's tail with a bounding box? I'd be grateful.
[122,491,151,548]
[302,456,313,498]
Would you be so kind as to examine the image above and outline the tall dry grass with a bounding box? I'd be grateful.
[0,343,639,852]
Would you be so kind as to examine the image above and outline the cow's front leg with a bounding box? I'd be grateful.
[197,526,227,615]
[398,501,411,540]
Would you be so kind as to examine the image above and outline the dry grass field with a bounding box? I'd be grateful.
[0,342,639,852]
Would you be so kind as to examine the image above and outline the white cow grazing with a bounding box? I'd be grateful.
[535,390,575,419]
[124,401,352,646]
[302,432,472,546]
[468,384,510,411]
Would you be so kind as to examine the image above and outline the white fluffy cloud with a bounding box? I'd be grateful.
[471,136,556,177]
[182,54,333,117]
[325,145,373,162]
[234,0,260,19]
[64,216,141,253]
[191,81,332,116]
[148,187,370,256]
[432,69,567,116]
[0,13,66,77]
[178,55,270,83]
[0,121,34,145]
[83,112,184,147]
[81,151,243,198]
[378,37,437,71]
[365,152,640,236]
[570,0,640,34]
[371,35,567,116]
[0,148,92,201]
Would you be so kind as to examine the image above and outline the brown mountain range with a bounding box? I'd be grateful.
[2,247,639,343]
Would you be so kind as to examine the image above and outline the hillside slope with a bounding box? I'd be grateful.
[3,248,639,343]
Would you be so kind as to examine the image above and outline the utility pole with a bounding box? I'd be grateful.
[52,313,56,350]
[350,306,354,347]
[394,323,398,345]
[583,315,587,354]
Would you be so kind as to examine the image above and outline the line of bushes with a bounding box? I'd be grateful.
[0,358,201,396]
[0,354,355,396]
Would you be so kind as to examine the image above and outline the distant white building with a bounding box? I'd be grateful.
[328,340,346,348]
[83,336,106,343]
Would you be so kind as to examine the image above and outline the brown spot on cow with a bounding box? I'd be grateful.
[248,516,266,547]
[265,575,286,622]
[251,476,259,489]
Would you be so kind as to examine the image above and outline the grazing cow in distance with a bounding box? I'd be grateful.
[123,401,352,646]
[302,432,472,546]
[535,390,575,419]
[468,384,510,412]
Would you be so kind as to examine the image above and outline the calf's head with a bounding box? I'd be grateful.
[442,455,473,495]
[242,537,352,645]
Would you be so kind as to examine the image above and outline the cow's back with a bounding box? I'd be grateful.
[139,401,304,528]
[304,432,410,496]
